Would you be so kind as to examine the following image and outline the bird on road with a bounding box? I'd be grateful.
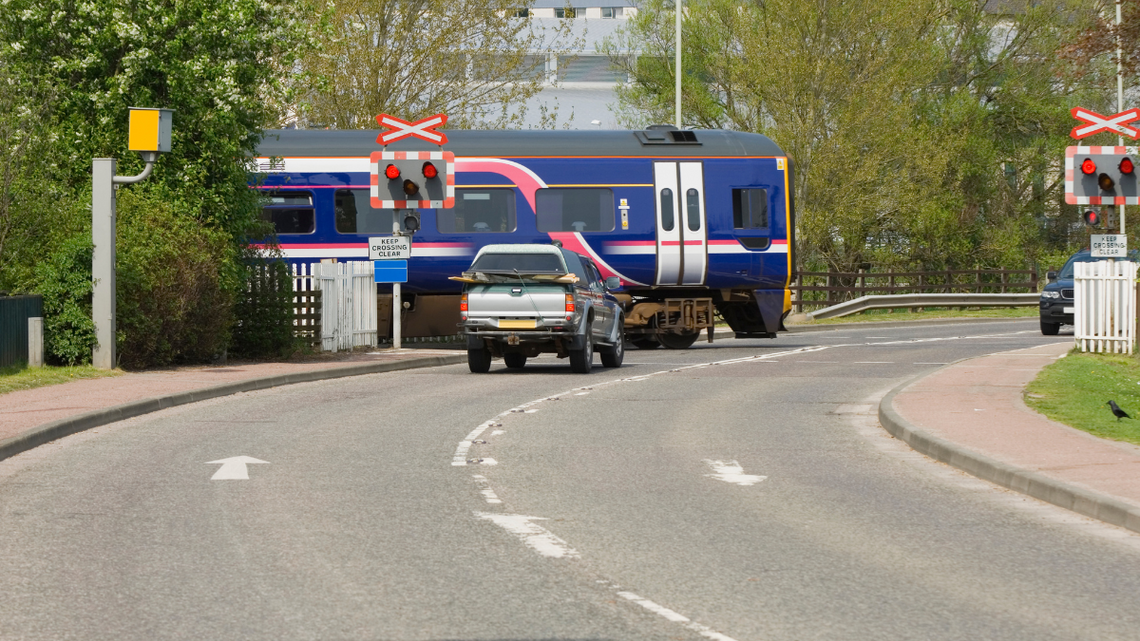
[1106,400,1132,421]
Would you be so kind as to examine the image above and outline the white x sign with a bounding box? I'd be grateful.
[375,113,449,145]
[1070,107,1140,140]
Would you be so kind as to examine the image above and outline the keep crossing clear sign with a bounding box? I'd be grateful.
[1091,234,1128,258]
[369,236,411,260]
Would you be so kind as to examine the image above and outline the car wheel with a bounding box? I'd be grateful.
[503,353,527,369]
[1040,319,1061,336]
[601,318,625,368]
[658,330,700,349]
[569,323,594,374]
[467,347,492,373]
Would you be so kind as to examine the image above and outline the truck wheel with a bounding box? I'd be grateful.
[570,324,594,374]
[658,330,700,349]
[1040,320,1061,336]
[467,347,492,373]
[601,318,625,368]
[503,353,527,369]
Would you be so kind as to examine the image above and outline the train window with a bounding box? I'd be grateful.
[536,188,615,232]
[261,191,315,235]
[660,188,675,231]
[732,188,770,232]
[686,188,701,231]
[438,189,516,233]
[334,189,396,234]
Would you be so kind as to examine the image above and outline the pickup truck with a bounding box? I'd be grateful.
[453,244,625,373]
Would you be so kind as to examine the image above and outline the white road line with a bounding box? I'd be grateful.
[616,591,738,641]
[703,460,767,486]
[475,512,580,558]
[853,361,894,364]
[472,475,502,504]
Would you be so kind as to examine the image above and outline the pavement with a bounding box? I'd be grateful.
[3,331,1140,535]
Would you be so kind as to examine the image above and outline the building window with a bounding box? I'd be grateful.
[512,8,529,17]
[555,7,580,18]
[732,188,769,232]
[536,188,615,232]
[601,7,622,18]
[437,189,517,233]
[262,191,315,235]
[334,189,395,234]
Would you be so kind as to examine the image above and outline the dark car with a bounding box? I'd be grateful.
[1040,249,1139,335]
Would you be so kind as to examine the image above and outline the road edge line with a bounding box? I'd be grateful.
[878,364,1140,535]
[0,355,465,464]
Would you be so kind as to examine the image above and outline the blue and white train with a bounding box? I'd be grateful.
[254,126,795,347]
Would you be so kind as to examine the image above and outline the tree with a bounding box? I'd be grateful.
[296,0,579,129]
[0,0,314,365]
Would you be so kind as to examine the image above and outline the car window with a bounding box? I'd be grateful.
[561,250,590,285]
[470,253,565,274]
[1058,250,1140,279]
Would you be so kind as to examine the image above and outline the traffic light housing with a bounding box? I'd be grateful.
[1066,146,1140,205]
[370,151,455,209]
[1084,209,1102,227]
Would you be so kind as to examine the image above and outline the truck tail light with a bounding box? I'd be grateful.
[565,293,575,320]
[460,292,468,318]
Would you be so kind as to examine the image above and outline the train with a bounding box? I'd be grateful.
[253,126,795,348]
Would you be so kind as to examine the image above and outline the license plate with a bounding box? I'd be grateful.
[1063,306,1074,314]
[498,320,536,329]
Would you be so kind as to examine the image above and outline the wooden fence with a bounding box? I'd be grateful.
[791,269,1038,312]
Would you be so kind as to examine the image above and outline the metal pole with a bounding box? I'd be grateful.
[92,158,117,369]
[1118,0,1126,234]
[392,282,402,349]
[675,0,682,129]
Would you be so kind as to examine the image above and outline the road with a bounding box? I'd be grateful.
[2,319,1140,640]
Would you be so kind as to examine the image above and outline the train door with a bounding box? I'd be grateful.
[653,162,708,285]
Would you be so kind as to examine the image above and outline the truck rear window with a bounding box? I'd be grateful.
[470,253,565,273]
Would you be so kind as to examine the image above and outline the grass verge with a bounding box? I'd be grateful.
[1025,351,1140,446]
[788,306,1037,326]
[0,364,121,396]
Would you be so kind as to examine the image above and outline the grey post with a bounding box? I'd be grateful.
[91,152,158,369]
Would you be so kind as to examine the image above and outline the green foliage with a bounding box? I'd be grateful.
[0,0,316,367]
[0,364,120,396]
[230,259,300,359]
[1026,351,1140,446]
[115,187,236,369]
[33,235,95,366]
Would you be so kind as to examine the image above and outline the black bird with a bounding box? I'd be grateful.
[1106,400,1132,421]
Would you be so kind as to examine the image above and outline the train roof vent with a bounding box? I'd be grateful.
[635,128,701,146]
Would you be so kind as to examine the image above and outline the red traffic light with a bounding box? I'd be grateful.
[385,164,401,180]
[422,161,438,179]
[1121,157,1135,175]
[1084,210,1101,227]
[1081,158,1097,175]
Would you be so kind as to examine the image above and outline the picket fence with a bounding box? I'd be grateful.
[293,262,377,352]
[1074,260,1138,354]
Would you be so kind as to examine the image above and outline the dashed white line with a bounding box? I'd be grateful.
[615,591,738,641]
[704,460,767,486]
[475,512,580,558]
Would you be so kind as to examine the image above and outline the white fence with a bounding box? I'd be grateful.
[293,262,377,352]
[1074,260,1138,354]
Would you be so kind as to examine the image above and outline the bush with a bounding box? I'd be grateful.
[34,234,95,365]
[115,187,236,369]
[230,257,300,359]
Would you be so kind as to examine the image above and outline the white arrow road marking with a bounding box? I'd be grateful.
[207,456,269,480]
[475,512,580,558]
[704,460,767,486]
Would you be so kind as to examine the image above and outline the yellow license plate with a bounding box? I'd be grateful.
[498,319,537,329]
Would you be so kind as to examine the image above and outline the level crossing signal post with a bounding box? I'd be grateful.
[370,113,455,349]
[92,108,173,369]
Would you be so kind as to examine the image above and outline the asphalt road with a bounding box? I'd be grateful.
[2,320,1140,640]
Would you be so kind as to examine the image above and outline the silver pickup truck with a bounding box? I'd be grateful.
[454,244,625,373]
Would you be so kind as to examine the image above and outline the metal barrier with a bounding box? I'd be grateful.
[806,293,1041,321]
[0,295,44,368]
